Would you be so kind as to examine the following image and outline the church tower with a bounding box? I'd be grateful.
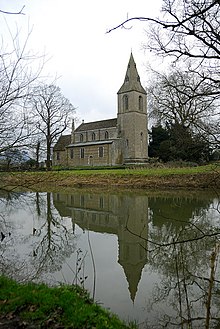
[117,53,148,164]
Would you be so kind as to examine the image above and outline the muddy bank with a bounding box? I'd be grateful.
[1,171,220,191]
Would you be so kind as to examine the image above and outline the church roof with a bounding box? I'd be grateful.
[75,118,117,132]
[68,140,113,147]
[118,52,146,95]
[53,134,71,151]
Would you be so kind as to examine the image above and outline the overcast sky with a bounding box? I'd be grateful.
[0,0,162,125]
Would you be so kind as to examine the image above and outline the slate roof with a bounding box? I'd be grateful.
[75,118,117,132]
[53,135,71,151]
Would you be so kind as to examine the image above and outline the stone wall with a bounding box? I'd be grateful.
[67,142,113,166]
[53,150,68,166]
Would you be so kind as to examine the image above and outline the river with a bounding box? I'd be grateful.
[0,188,220,328]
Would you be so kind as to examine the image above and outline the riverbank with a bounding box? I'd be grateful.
[0,276,136,329]
[0,163,220,190]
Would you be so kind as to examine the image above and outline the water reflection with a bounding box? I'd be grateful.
[0,191,76,281]
[0,188,220,328]
[53,191,148,302]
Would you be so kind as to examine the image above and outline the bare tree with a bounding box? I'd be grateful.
[0,29,44,157]
[108,0,220,151]
[107,0,220,93]
[148,66,219,137]
[30,84,75,170]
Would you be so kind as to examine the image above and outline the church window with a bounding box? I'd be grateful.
[139,95,143,111]
[140,132,144,144]
[105,131,109,139]
[70,149,74,159]
[80,148,85,158]
[92,213,96,222]
[80,195,84,207]
[56,152,60,160]
[71,195,74,204]
[99,197,104,209]
[123,95,129,111]
[98,146,104,157]
[80,134,83,142]
[125,75,129,82]
[92,132,96,141]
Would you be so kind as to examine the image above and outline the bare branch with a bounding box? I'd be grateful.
[0,6,25,15]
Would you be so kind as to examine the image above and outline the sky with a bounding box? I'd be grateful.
[0,0,163,126]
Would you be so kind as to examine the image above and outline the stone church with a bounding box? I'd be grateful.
[53,53,148,167]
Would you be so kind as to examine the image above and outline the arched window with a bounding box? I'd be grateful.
[123,94,129,111]
[70,149,74,159]
[139,95,143,111]
[98,146,104,157]
[80,195,84,206]
[92,132,96,141]
[99,197,104,209]
[80,134,83,142]
[80,148,85,158]
[105,131,109,139]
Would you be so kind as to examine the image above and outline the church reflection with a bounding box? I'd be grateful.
[52,189,213,304]
[53,190,148,302]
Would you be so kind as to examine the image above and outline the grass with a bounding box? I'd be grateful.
[0,275,136,328]
[1,163,219,177]
[22,163,220,175]
[0,163,220,190]
[43,163,219,179]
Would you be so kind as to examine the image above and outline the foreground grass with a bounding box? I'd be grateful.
[0,276,136,329]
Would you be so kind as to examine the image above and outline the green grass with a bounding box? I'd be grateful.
[0,276,136,328]
[51,163,219,176]
[0,163,219,192]
[1,163,219,179]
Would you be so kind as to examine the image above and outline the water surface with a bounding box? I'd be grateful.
[0,188,220,328]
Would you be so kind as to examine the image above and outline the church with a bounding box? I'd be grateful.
[53,53,148,167]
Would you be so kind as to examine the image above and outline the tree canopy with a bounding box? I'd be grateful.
[30,84,75,170]
[149,124,210,163]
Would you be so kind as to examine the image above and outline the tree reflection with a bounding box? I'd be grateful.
[0,191,29,279]
[0,191,76,282]
[144,196,220,329]
[53,189,220,328]
[30,192,76,278]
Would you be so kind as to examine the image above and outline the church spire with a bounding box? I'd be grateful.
[117,52,146,95]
